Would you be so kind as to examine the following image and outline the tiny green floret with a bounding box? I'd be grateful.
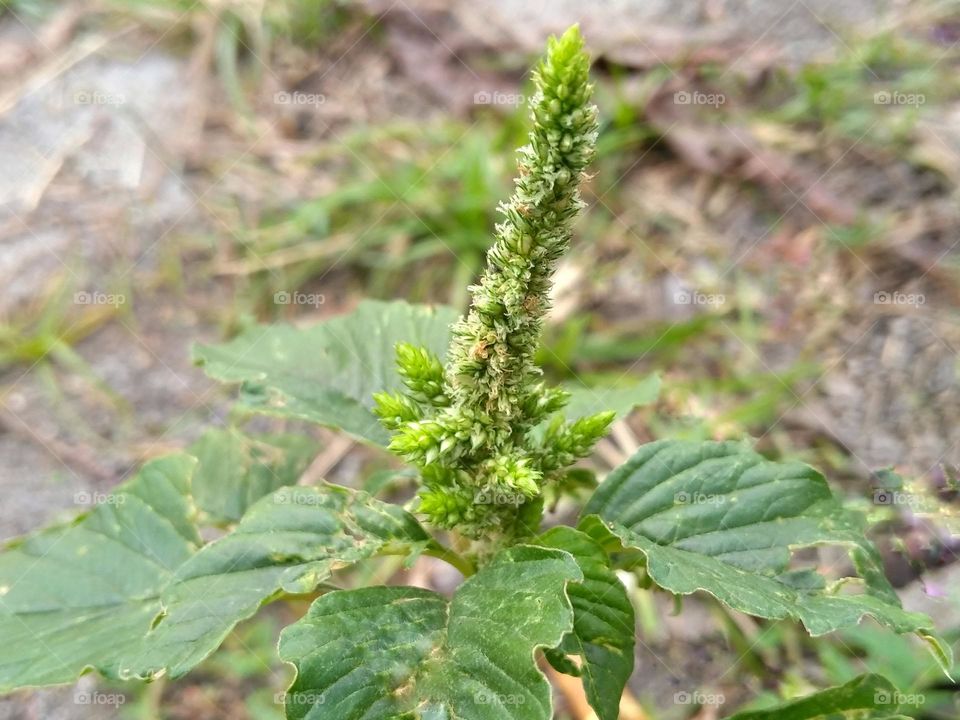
[375,25,611,544]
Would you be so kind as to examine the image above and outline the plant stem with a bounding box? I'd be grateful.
[424,541,476,577]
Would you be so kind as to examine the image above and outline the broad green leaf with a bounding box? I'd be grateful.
[132,483,430,679]
[538,527,635,720]
[0,455,199,690]
[279,545,582,720]
[194,300,458,445]
[190,428,318,522]
[725,673,908,719]
[582,440,953,674]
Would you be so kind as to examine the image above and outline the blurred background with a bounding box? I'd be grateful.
[1,0,959,717]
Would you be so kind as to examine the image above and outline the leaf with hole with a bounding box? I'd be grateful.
[538,526,635,720]
[279,545,581,719]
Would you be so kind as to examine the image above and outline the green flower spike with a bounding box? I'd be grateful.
[377,25,612,546]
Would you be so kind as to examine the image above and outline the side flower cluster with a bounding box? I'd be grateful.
[374,26,612,540]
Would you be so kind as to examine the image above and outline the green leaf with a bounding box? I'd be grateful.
[190,428,318,523]
[194,300,458,446]
[560,374,660,422]
[279,545,582,719]
[131,483,430,679]
[582,440,953,675]
[363,467,418,497]
[725,673,909,719]
[529,374,660,446]
[0,455,199,690]
[537,527,635,720]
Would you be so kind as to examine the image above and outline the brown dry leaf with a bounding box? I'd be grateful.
[645,83,859,225]
[548,665,649,720]
[763,225,820,268]
[550,666,591,718]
